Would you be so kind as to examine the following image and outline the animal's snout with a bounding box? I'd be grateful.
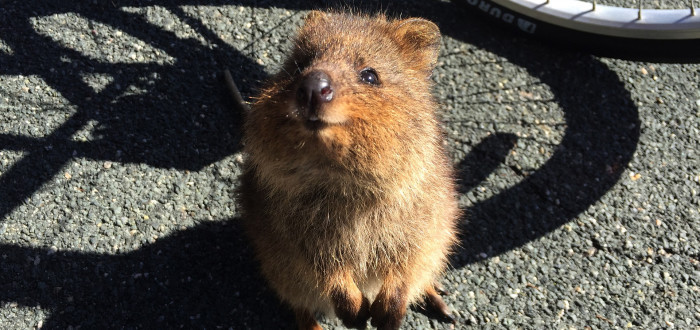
[296,71,334,121]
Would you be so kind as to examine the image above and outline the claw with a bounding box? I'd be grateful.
[434,283,450,296]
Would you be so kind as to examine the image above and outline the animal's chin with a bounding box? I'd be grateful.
[299,116,350,133]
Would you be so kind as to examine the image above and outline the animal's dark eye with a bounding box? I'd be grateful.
[359,68,380,85]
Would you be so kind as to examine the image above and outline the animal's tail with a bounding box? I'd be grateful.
[224,68,250,114]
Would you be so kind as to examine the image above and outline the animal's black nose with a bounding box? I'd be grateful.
[296,71,334,120]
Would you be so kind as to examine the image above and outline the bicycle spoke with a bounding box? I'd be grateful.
[638,0,643,20]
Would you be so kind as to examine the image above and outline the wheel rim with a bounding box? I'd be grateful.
[486,0,700,39]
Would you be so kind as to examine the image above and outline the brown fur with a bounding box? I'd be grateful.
[237,11,460,330]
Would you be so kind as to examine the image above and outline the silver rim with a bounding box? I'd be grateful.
[488,0,700,39]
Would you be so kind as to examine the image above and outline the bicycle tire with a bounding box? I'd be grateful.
[455,0,700,62]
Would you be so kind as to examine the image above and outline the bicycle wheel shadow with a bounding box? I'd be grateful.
[427,2,641,266]
[0,0,639,328]
[0,0,273,219]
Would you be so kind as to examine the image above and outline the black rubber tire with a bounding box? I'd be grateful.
[454,0,700,62]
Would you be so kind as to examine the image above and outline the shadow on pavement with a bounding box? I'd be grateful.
[0,0,255,219]
[0,220,296,329]
[433,4,641,265]
[0,0,639,327]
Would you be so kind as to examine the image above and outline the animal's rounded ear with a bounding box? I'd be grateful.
[393,18,441,72]
[304,10,329,26]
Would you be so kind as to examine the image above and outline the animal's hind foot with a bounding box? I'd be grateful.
[422,285,455,324]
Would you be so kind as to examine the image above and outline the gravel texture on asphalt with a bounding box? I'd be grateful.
[1,0,698,329]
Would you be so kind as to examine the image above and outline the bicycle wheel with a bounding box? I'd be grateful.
[455,0,700,61]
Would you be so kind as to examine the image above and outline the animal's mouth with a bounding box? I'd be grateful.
[304,117,328,131]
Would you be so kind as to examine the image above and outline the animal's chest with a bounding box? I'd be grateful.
[275,199,409,273]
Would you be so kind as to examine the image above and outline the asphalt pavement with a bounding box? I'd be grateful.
[1,0,698,329]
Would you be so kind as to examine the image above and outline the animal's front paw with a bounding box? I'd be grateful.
[369,290,407,330]
[336,296,370,329]
[331,284,371,329]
